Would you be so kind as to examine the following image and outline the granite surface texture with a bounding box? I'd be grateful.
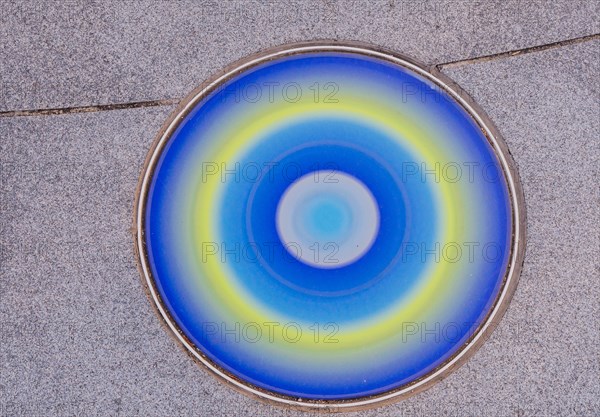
[0,1,598,416]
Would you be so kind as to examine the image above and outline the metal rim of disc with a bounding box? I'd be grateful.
[133,40,527,412]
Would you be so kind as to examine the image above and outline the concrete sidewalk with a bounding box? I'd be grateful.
[1,1,598,416]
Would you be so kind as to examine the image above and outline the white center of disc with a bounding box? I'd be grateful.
[275,171,380,269]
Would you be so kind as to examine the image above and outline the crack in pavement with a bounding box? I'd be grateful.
[436,33,599,69]
[1,33,598,118]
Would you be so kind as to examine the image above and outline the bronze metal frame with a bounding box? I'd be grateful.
[133,41,527,412]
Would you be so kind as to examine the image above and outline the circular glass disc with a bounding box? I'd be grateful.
[135,42,525,411]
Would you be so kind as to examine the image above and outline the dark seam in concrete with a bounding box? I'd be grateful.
[0,99,179,118]
[436,33,600,69]
[1,34,598,118]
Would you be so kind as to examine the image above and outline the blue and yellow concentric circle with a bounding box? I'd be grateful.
[136,44,523,407]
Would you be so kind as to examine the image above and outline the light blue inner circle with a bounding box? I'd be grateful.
[276,170,380,269]
[302,196,352,241]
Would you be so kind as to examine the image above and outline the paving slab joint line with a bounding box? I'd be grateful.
[436,33,600,70]
[0,33,598,118]
[0,99,179,118]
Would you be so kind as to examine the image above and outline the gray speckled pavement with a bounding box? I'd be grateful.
[1,1,599,416]
[1,0,599,111]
